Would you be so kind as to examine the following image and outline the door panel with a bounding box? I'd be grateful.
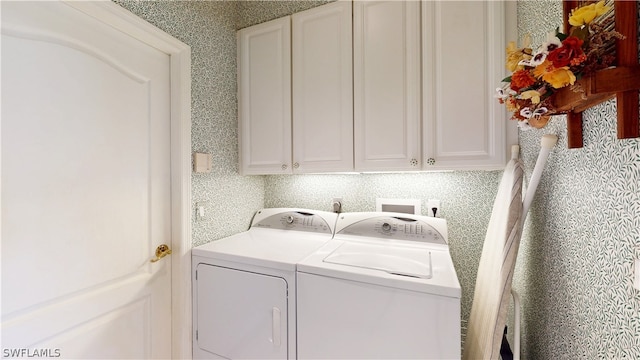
[353,1,421,171]
[238,17,292,175]
[1,2,171,358]
[422,1,507,169]
[196,264,288,360]
[292,1,353,173]
[37,297,151,359]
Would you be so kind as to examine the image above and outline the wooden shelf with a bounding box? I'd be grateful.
[559,0,639,148]
[553,66,640,113]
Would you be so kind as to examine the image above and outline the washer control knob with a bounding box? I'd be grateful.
[381,222,391,233]
[286,215,295,224]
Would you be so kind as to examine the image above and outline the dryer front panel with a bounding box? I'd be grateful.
[195,264,288,359]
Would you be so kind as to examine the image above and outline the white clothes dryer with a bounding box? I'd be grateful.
[192,208,338,360]
[296,212,462,359]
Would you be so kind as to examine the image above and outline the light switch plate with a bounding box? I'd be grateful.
[193,152,212,173]
[196,201,208,221]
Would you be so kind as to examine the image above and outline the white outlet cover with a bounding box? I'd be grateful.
[426,199,441,217]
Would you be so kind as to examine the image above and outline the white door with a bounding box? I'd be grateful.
[353,0,421,172]
[237,17,292,175]
[2,2,172,358]
[292,1,353,173]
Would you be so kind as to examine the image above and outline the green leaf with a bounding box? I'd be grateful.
[502,76,512,83]
[570,26,589,41]
[555,26,569,41]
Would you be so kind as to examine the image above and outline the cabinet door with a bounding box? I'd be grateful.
[238,17,292,175]
[423,1,510,170]
[354,1,421,172]
[292,1,353,173]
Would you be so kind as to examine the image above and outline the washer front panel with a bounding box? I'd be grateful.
[296,272,461,360]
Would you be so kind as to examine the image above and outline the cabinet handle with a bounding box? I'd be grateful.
[281,164,288,170]
[410,158,418,166]
[427,158,436,165]
[293,162,299,169]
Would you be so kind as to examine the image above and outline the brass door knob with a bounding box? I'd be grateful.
[150,244,172,263]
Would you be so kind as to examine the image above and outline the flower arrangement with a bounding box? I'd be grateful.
[497,1,625,129]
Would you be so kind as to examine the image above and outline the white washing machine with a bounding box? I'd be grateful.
[297,212,462,359]
[192,208,338,360]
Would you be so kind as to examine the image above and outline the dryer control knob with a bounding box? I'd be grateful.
[381,222,391,233]
[286,215,295,224]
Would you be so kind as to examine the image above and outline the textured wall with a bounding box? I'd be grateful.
[515,1,640,358]
[236,0,332,29]
[114,0,264,246]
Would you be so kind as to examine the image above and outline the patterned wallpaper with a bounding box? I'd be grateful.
[515,1,640,358]
[114,0,264,246]
[236,0,332,29]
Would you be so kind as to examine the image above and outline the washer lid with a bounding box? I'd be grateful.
[323,241,433,279]
[298,240,461,298]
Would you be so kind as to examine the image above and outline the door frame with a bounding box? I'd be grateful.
[63,2,192,359]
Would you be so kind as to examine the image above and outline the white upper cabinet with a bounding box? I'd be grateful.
[238,1,514,174]
[238,2,352,175]
[292,1,353,173]
[422,1,512,170]
[353,1,421,172]
[238,17,292,175]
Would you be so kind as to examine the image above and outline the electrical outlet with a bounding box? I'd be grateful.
[427,199,441,217]
[331,197,343,213]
